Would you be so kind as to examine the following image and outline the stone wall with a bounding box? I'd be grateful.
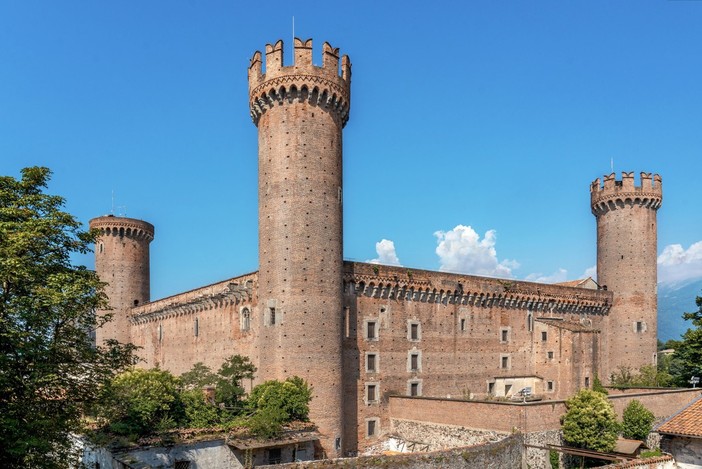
[261,434,522,469]
[389,418,507,450]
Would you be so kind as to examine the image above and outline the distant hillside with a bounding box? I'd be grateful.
[657,279,702,341]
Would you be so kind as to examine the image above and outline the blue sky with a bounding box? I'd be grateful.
[2,1,701,300]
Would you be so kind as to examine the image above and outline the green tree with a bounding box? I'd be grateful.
[670,294,702,386]
[99,368,183,435]
[0,167,136,468]
[592,375,608,395]
[621,400,655,441]
[562,389,619,453]
[247,376,313,422]
[181,389,222,428]
[215,354,256,410]
[180,362,217,390]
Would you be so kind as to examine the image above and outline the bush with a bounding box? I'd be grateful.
[247,376,313,422]
[181,389,223,428]
[621,400,655,441]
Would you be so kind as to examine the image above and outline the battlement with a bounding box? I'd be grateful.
[89,215,154,241]
[590,172,662,215]
[248,38,351,127]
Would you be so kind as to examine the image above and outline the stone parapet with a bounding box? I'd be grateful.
[591,172,662,215]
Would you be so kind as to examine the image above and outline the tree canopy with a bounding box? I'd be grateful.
[0,167,136,467]
[562,389,619,453]
[621,399,655,441]
[669,294,702,386]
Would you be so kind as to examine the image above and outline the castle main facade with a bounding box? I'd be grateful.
[90,38,662,457]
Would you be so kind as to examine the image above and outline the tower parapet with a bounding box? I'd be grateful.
[90,215,154,345]
[590,171,661,381]
[248,38,351,127]
[590,172,662,215]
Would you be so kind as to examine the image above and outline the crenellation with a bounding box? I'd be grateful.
[294,37,313,67]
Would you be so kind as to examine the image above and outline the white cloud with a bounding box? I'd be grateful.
[583,265,597,279]
[367,239,402,266]
[658,241,702,285]
[525,268,569,284]
[434,225,518,278]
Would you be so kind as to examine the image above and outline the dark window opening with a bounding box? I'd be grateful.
[410,323,419,340]
[194,318,199,337]
[174,461,191,469]
[410,382,419,396]
[268,448,282,465]
[367,384,377,402]
[541,331,548,341]
[133,299,139,307]
[410,353,419,371]
[460,318,466,331]
[636,321,643,333]
[501,356,509,369]
[547,381,554,392]
[488,382,495,395]
[367,321,376,340]
[367,354,376,372]
[270,307,276,325]
[367,420,376,436]
[242,308,251,331]
[501,329,508,342]
[585,377,590,387]
[547,351,554,360]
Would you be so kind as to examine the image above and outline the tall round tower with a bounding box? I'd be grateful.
[89,215,154,345]
[248,38,350,456]
[590,172,662,381]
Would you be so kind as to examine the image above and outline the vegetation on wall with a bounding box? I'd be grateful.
[0,167,138,468]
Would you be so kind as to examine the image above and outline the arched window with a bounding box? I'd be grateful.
[241,308,251,332]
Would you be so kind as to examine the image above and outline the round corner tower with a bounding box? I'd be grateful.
[248,38,350,457]
[590,172,662,381]
[89,215,154,346]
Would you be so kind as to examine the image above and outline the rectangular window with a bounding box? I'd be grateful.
[501,329,509,343]
[547,381,554,392]
[270,307,276,325]
[367,353,377,372]
[585,377,590,388]
[367,384,377,402]
[501,355,509,369]
[410,353,419,371]
[636,321,643,333]
[460,318,466,331]
[367,419,376,437]
[158,324,163,342]
[366,321,377,340]
[410,323,419,340]
[547,351,554,360]
[410,382,419,397]
[268,448,282,465]
[541,331,547,341]
[488,382,495,395]
[194,318,199,337]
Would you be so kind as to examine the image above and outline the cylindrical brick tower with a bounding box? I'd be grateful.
[590,172,662,381]
[248,38,350,457]
[89,215,154,345]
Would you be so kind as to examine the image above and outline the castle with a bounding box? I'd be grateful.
[89,38,662,457]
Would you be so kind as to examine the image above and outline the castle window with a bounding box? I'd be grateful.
[408,380,421,397]
[241,308,251,332]
[547,351,554,360]
[541,331,548,341]
[547,381,554,392]
[500,327,510,343]
[636,321,643,333]
[99,243,103,253]
[585,376,590,388]
[367,418,377,437]
[365,383,378,403]
[174,461,191,469]
[407,321,420,341]
[410,353,419,372]
[460,318,466,331]
[158,324,163,342]
[194,318,199,337]
[133,299,139,307]
[366,321,377,340]
[366,353,377,373]
[500,354,510,370]
[488,382,495,395]
[527,311,533,332]
[270,307,276,325]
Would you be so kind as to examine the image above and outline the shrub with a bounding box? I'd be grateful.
[621,400,655,441]
[562,389,618,453]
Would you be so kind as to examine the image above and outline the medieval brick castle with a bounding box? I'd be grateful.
[90,38,662,457]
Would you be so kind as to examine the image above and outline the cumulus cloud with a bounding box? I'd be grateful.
[525,268,569,284]
[583,265,597,279]
[367,239,402,266]
[658,241,702,285]
[434,225,518,278]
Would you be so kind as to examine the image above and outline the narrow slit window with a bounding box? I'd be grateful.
[367,321,376,340]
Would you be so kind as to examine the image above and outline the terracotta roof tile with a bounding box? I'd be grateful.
[656,395,702,437]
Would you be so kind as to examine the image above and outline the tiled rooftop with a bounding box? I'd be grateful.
[656,395,702,437]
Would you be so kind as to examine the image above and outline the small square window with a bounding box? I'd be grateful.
[366,321,377,340]
[366,353,377,373]
[501,356,509,369]
[547,351,554,360]
[547,381,554,392]
[410,382,419,397]
[541,331,548,341]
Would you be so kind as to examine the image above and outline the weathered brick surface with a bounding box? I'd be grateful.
[591,172,662,379]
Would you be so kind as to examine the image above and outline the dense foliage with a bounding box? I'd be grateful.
[562,389,619,453]
[668,294,702,386]
[94,356,312,441]
[0,167,137,468]
[610,364,672,388]
[621,399,655,441]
